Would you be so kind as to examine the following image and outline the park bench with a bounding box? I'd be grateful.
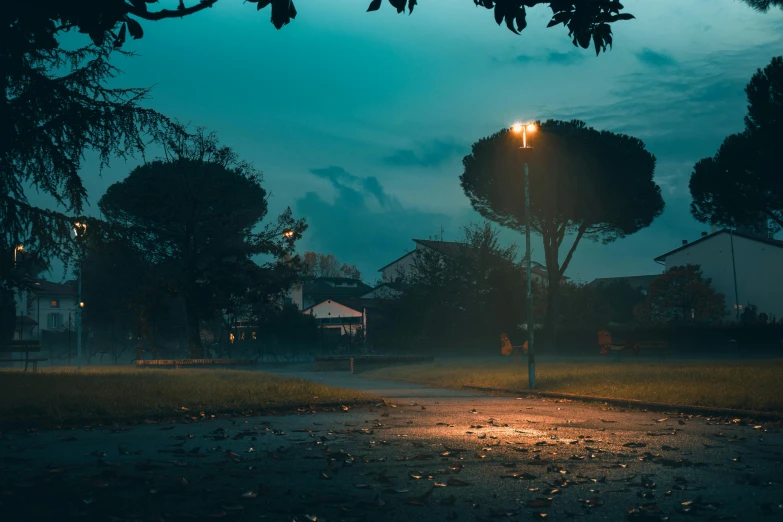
[136,358,257,369]
[0,340,48,372]
[637,340,673,359]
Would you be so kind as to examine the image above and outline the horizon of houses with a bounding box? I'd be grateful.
[9,226,783,342]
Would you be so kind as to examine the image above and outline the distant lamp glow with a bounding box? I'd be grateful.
[510,121,537,149]
[80,301,85,308]
[13,244,24,264]
[283,230,295,238]
[73,221,87,237]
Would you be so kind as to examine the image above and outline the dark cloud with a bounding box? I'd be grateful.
[382,139,465,168]
[635,48,678,68]
[296,166,452,280]
[514,50,585,65]
[310,166,396,209]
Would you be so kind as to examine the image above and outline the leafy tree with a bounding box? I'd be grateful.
[690,56,783,234]
[379,222,526,351]
[557,279,645,329]
[301,252,362,280]
[98,131,306,357]
[1,9,181,293]
[634,265,726,325]
[16,1,639,53]
[460,120,664,332]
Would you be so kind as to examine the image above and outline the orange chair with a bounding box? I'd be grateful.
[598,330,639,356]
[501,333,528,356]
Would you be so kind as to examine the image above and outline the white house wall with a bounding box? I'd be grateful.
[304,300,363,319]
[663,234,783,319]
[381,250,419,282]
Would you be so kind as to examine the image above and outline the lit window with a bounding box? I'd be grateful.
[229,333,235,343]
[240,331,245,341]
[51,299,59,308]
[251,331,257,340]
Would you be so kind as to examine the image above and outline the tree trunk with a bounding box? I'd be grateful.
[185,297,203,358]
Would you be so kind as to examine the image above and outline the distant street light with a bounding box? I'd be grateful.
[511,121,537,390]
[73,221,87,370]
[13,245,24,266]
[283,230,295,239]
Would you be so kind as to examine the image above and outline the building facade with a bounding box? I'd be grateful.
[654,229,783,320]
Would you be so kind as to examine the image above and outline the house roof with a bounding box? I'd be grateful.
[379,239,565,279]
[31,279,77,296]
[654,229,783,263]
[302,277,372,298]
[589,274,660,291]
[360,282,405,299]
[377,250,416,272]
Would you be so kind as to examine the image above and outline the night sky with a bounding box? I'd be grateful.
[36,0,783,284]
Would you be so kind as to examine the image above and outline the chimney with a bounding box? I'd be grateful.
[681,240,688,245]
[701,231,708,237]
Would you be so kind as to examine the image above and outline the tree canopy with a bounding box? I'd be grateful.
[460,120,664,329]
[300,252,362,280]
[690,56,783,234]
[375,222,527,352]
[17,1,640,55]
[635,265,727,325]
[98,131,306,357]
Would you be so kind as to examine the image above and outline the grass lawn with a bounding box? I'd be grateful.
[0,367,373,426]
[364,358,783,413]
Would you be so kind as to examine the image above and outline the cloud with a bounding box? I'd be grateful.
[515,50,586,66]
[634,48,678,68]
[296,166,452,280]
[382,139,465,168]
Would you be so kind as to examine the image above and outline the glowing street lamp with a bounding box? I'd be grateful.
[73,221,87,370]
[283,230,295,239]
[511,121,537,389]
[13,245,24,266]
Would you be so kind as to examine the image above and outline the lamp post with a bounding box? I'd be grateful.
[73,221,87,370]
[511,122,537,389]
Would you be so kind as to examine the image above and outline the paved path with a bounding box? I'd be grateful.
[1,373,782,521]
[277,370,481,398]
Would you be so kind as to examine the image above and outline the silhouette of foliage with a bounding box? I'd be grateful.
[1,5,183,292]
[98,130,307,358]
[635,265,727,325]
[301,252,362,280]
[460,120,664,331]
[14,1,638,54]
[690,56,783,233]
[376,222,527,352]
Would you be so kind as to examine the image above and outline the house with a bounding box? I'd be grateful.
[588,274,660,295]
[301,277,372,310]
[359,282,404,300]
[654,228,783,320]
[378,239,558,286]
[12,279,78,339]
[302,298,366,336]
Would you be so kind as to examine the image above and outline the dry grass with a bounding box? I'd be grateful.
[364,359,783,413]
[0,367,372,425]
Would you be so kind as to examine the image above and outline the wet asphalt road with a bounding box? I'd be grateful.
[1,373,782,521]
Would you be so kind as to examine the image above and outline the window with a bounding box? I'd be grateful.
[46,313,63,329]
[51,299,59,308]
[251,331,257,340]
